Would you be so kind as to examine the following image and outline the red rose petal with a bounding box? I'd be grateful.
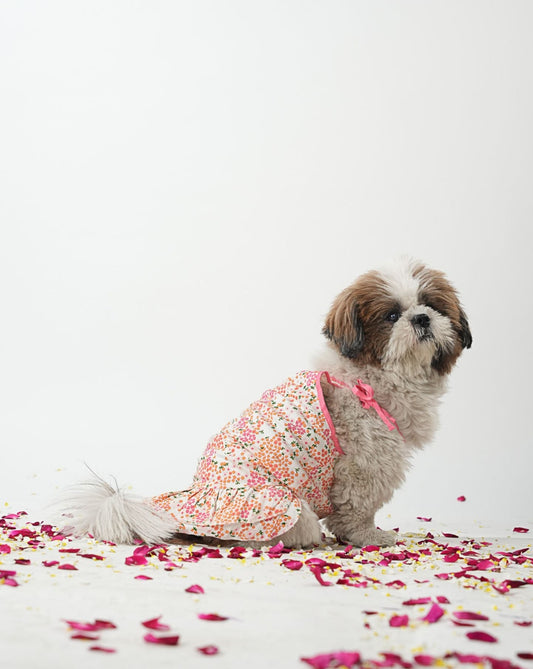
[58,563,78,571]
[514,621,532,627]
[282,559,304,571]
[389,614,409,627]
[417,517,432,522]
[198,613,228,621]
[15,559,31,566]
[135,575,153,580]
[517,653,533,660]
[65,619,116,632]
[71,633,100,641]
[466,631,498,643]
[0,545,11,554]
[414,655,435,666]
[143,633,179,646]
[185,584,205,594]
[142,616,171,631]
[457,496,466,502]
[453,611,489,621]
[198,645,219,655]
[403,598,432,606]
[42,560,59,567]
[513,527,529,533]
[309,566,333,587]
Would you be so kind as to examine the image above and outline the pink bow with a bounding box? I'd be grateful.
[353,379,400,433]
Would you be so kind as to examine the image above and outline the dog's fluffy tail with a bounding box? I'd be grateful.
[56,474,177,545]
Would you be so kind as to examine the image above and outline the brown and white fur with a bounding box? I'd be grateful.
[60,258,471,548]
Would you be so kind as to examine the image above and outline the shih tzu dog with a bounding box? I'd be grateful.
[62,258,471,548]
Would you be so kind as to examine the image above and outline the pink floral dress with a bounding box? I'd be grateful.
[151,370,399,542]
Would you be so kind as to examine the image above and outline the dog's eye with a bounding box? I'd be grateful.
[386,311,400,323]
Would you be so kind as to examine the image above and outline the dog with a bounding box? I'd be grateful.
[61,258,471,548]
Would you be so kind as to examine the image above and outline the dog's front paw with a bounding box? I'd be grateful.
[347,528,398,548]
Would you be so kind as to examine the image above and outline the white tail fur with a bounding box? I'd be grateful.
[56,474,177,545]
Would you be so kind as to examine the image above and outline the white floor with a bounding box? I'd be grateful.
[1,506,532,669]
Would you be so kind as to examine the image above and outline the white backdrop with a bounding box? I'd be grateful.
[1,1,531,535]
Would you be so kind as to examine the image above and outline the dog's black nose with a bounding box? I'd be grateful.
[412,313,431,329]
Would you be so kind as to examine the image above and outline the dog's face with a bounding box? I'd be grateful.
[323,259,472,376]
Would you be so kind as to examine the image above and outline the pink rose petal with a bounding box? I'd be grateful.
[42,560,59,567]
[423,603,445,623]
[301,651,360,668]
[457,495,466,502]
[135,575,153,580]
[282,559,304,571]
[414,655,435,666]
[89,646,116,653]
[185,584,205,594]
[466,630,498,643]
[389,614,409,627]
[142,616,171,631]
[454,653,484,663]
[65,619,116,632]
[0,545,11,554]
[309,566,333,587]
[198,645,219,655]
[143,633,179,646]
[453,611,489,621]
[198,613,228,621]
[58,563,78,571]
[417,517,432,522]
[403,597,432,606]
[71,633,100,641]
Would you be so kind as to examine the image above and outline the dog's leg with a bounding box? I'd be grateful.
[323,469,397,547]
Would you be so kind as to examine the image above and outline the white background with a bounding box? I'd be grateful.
[1,1,531,534]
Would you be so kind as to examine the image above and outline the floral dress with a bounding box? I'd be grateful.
[151,370,398,542]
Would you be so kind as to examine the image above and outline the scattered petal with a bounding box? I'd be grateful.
[42,560,59,567]
[403,598,432,606]
[65,619,117,632]
[134,575,153,580]
[466,631,498,643]
[423,603,445,623]
[514,621,532,627]
[513,527,529,533]
[198,613,228,621]
[198,645,219,655]
[142,616,171,631]
[414,655,435,666]
[58,563,78,571]
[143,633,179,646]
[282,559,304,571]
[453,611,489,621]
[71,633,100,641]
[185,584,205,594]
[457,495,466,502]
[517,653,533,660]
[417,517,432,522]
[89,646,116,653]
[301,651,360,668]
[389,614,409,627]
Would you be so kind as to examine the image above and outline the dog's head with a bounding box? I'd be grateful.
[323,258,472,376]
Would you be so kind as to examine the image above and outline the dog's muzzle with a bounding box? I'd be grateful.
[411,313,433,341]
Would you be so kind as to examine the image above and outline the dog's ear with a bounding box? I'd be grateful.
[322,289,364,359]
[458,308,472,349]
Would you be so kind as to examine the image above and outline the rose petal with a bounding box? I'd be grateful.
[143,633,179,646]
[282,559,304,571]
[66,619,117,632]
[80,553,105,561]
[309,566,333,587]
[436,596,450,604]
[134,575,153,580]
[417,517,432,522]
[15,559,31,566]
[457,495,466,502]
[403,597,432,606]
[58,563,78,571]
[0,545,11,554]
[301,651,360,669]
[513,527,529,533]
[198,613,228,621]
[453,611,489,621]
[454,653,484,663]
[198,645,219,655]
[466,631,498,643]
[142,616,171,631]
[185,584,205,594]
[89,646,116,653]
[514,621,532,627]
[42,560,59,567]
[423,603,445,623]
[517,653,533,660]
[389,614,409,627]
[71,633,100,641]
[227,546,246,559]
[414,655,435,666]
